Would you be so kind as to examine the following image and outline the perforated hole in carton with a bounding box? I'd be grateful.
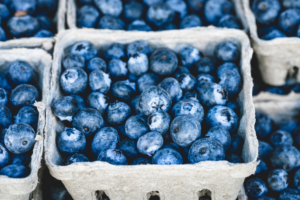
[147,191,160,200]
[95,190,110,200]
[198,189,212,200]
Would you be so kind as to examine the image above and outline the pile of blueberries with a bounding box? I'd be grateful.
[0,61,40,178]
[76,0,243,31]
[252,0,300,40]
[0,0,58,41]
[51,39,244,166]
[244,110,300,199]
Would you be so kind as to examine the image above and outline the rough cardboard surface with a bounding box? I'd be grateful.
[0,0,67,51]
[253,91,300,102]
[45,28,258,200]
[0,49,52,200]
[242,0,300,86]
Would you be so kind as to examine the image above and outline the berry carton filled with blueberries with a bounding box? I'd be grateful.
[67,0,247,31]
[0,48,51,199]
[45,28,257,200]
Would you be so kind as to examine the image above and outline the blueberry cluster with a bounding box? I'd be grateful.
[0,61,40,178]
[0,0,58,41]
[52,40,243,166]
[76,0,243,31]
[252,0,300,40]
[245,110,300,199]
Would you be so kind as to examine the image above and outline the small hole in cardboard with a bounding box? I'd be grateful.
[198,189,212,200]
[147,191,160,200]
[95,190,110,200]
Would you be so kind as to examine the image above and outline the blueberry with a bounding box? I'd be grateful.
[216,62,239,78]
[0,3,10,21]
[205,106,238,133]
[182,91,198,101]
[65,153,89,165]
[7,16,40,38]
[87,57,106,73]
[188,138,225,163]
[0,164,29,178]
[262,28,286,40]
[177,73,197,92]
[138,86,172,116]
[294,168,300,190]
[14,106,38,128]
[158,77,182,101]
[150,48,178,76]
[228,134,244,155]
[37,16,55,32]
[87,92,109,114]
[91,127,120,157]
[132,157,151,165]
[70,41,98,62]
[279,188,300,200]
[214,41,240,63]
[137,73,160,93]
[11,154,31,166]
[147,111,171,134]
[77,5,100,28]
[159,22,177,30]
[180,14,202,29]
[162,142,181,152]
[204,0,234,26]
[10,0,36,15]
[123,1,144,22]
[125,115,149,139]
[1,129,8,143]
[137,131,163,156]
[72,108,104,137]
[89,69,111,94]
[280,120,298,133]
[0,88,8,106]
[7,61,34,85]
[10,84,39,109]
[127,73,139,82]
[57,127,86,156]
[152,148,183,165]
[0,73,13,91]
[265,86,285,95]
[279,9,300,35]
[218,15,242,29]
[267,169,289,192]
[60,67,88,95]
[197,82,228,109]
[172,99,204,123]
[283,0,300,9]
[252,0,281,25]
[117,139,139,160]
[258,140,273,160]
[187,0,206,12]
[127,20,153,31]
[97,149,128,165]
[62,53,85,70]
[270,145,300,171]
[106,101,131,125]
[256,160,268,175]
[226,101,239,115]
[127,41,152,57]
[194,57,215,75]
[108,59,128,80]
[166,0,187,19]
[143,0,163,6]
[245,177,268,198]
[225,153,243,163]
[147,3,174,27]
[173,66,190,79]
[0,27,6,41]
[51,96,78,122]
[255,110,273,140]
[98,15,125,30]
[130,95,141,114]
[294,127,300,148]
[128,53,149,76]
[34,29,54,38]
[206,126,231,151]
[94,0,122,17]
[5,123,35,154]
[196,74,216,84]
[219,70,241,98]
[37,0,58,15]
[0,143,10,168]
[70,94,85,109]
[112,80,136,101]
[270,130,293,146]
[170,115,201,147]
[104,43,125,60]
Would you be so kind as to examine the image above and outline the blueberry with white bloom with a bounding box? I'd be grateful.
[125,115,149,139]
[177,73,197,91]
[107,101,131,125]
[147,111,171,134]
[97,149,128,165]
[128,53,149,76]
[137,131,163,156]
[112,80,136,101]
[108,59,128,80]
[158,77,182,102]
[89,70,111,94]
[60,67,88,95]
[137,73,160,93]
[51,96,78,122]
[172,99,204,123]
[87,92,109,114]
[152,148,183,165]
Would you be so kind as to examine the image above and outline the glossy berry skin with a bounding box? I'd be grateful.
[0,164,29,178]
[70,94,85,109]
[0,106,12,129]
[60,67,88,95]
[147,111,171,135]
[123,1,144,22]
[128,53,149,76]
[172,99,204,123]
[97,149,128,165]
[7,61,34,85]
[137,131,163,156]
[0,73,13,92]
[65,153,89,165]
[150,48,178,76]
[180,14,202,29]
[152,148,183,165]
[279,9,300,35]
[177,73,197,92]
[15,106,38,128]
[10,84,39,109]
[205,106,238,134]
[267,169,289,192]
[106,101,131,125]
[245,177,268,198]
[87,92,109,114]
[62,53,85,70]
[72,108,104,137]
[5,123,36,154]
[89,69,111,94]
[204,0,234,26]
[188,138,225,163]
[77,5,100,28]
[127,41,152,57]
[137,73,160,93]
[51,96,78,122]
[138,86,172,116]
[108,59,128,80]
[219,70,241,98]
[258,140,273,160]
[127,20,152,31]
[125,115,149,140]
[57,127,86,156]
[117,139,139,160]
[104,43,125,60]
[214,41,240,63]
[91,127,120,157]
[228,134,244,155]
[147,3,174,27]
[269,130,293,146]
[70,41,98,62]
[197,74,216,84]
[270,145,300,171]
[132,157,151,165]
[279,188,300,200]
[98,15,125,30]
[0,143,10,168]
[252,0,281,25]
[158,77,182,102]
[206,126,231,151]
[11,154,31,166]
[112,80,136,101]
[170,115,201,147]
[218,15,242,29]
[94,0,123,17]
[87,57,106,73]
[194,57,215,75]
[7,16,39,38]
[34,30,54,38]
[216,62,239,78]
